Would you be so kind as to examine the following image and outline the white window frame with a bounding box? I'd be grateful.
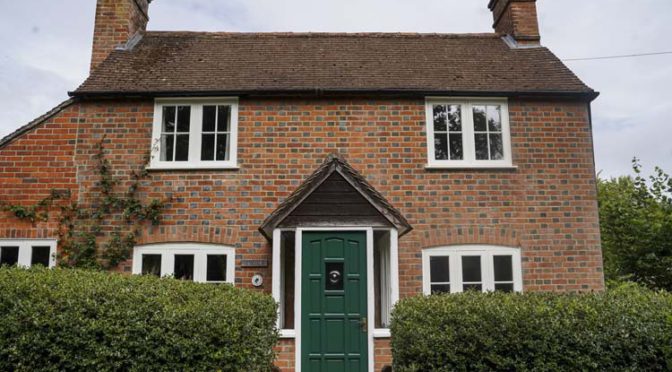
[149,97,239,170]
[0,239,57,268]
[132,243,235,284]
[425,97,514,169]
[422,245,522,294]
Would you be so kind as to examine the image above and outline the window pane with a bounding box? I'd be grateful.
[202,106,216,132]
[431,284,451,294]
[487,105,502,131]
[31,246,51,267]
[141,254,162,277]
[462,256,481,282]
[201,134,215,161]
[162,106,176,132]
[217,106,230,132]
[206,255,227,282]
[374,230,391,328]
[475,133,489,160]
[429,256,450,283]
[494,255,513,282]
[216,134,229,161]
[176,106,191,132]
[0,246,19,266]
[447,105,462,132]
[434,134,448,160]
[495,283,514,292]
[281,231,296,329]
[174,254,194,280]
[490,134,504,160]
[449,133,463,160]
[463,284,483,291]
[160,134,174,161]
[473,106,487,131]
[175,134,189,161]
[433,105,447,132]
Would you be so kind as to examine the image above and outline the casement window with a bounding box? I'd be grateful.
[132,244,235,283]
[0,240,56,268]
[425,98,513,168]
[422,246,522,294]
[150,98,238,170]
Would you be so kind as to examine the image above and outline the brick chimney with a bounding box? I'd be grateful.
[90,0,151,72]
[488,0,540,46]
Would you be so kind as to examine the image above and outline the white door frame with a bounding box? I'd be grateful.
[271,227,399,372]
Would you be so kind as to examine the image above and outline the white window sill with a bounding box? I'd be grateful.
[425,163,518,170]
[373,329,391,338]
[147,163,240,171]
[279,329,296,338]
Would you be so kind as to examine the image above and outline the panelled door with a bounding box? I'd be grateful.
[302,231,368,371]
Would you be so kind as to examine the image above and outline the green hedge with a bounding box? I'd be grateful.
[391,284,672,371]
[0,266,278,371]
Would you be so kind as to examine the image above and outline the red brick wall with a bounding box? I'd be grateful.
[274,339,296,371]
[374,338,393,371]
[0,103,79,239]
[0,96,603,369]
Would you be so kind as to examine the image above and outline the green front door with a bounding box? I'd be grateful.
[302,231,368,371]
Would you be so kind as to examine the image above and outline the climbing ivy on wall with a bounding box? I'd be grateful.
[0,138,168,269]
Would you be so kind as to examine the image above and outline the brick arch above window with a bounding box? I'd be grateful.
[138,225,239,247]
[0,227,57,240]
[419,226,520,249]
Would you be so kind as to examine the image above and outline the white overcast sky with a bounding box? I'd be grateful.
[0,0,670,178]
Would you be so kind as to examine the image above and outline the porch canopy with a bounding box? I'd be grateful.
[259,154,412,239]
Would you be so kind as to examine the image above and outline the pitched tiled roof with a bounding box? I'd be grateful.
[72,32,596,99]
[259,154,412,240]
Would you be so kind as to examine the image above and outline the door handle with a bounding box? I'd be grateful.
[360,317,367,332]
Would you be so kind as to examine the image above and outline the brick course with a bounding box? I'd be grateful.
[0,96,603,370]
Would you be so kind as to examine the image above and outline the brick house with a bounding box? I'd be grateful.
[0,0,603,370]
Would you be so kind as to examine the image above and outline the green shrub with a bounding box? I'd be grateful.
[391,285,672,371]
[0,266,278,371]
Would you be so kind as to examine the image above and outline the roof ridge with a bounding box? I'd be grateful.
[144,31,500,39]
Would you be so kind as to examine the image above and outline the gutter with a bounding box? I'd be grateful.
[68,88,600,102]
